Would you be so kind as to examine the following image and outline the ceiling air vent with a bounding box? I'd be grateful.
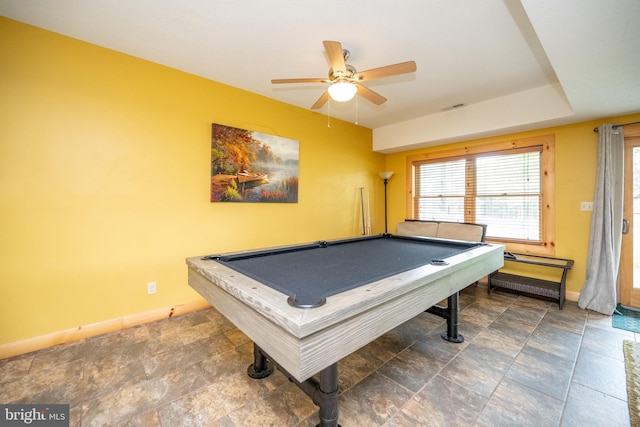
[442,103,466,111]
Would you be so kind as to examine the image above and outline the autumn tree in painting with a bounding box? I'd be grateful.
[211,126,259,175]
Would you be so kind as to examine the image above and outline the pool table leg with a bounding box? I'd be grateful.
[426,291,464,343]
[316,363,340,427]
[442,292,464,343]
[247,343,274,379]
[246,346,341,426]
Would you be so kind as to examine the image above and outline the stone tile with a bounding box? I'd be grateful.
[471,322,531,359]
[468,292,514,314]
[493,304,547,330]
[389,311,444,343]
[80,364,207,426]
[178,318,229,345]
[336,372,414,426]
[377,339,455,392]
[511,294,553,312]
[476,377,564,427]
[235,340,258,362]
[0,360,83,403]
[581,324,630,361]
[27,382,76,407]
[338,348,383,391]
[438,342,514,397]
[199,347,287,394]
[28,340,88,372]
[572,347,627,400]
[585,309,626,333]
[355,329,413,365]
[539,306,587,335]
[0,353,33,383]
[141,325,188,356]
[388,374,487,426]
[68,406,82,427]
[561,382,629,427]
[178,309,215,327]
[222,380,317,427]
[223,327,251,347]
[120,409,162,426]
[420,329,469,354]
[459,285,484,307]
[484,287,520,304]
[161,372,304,427]
[158,383,235,426]
[204,307,239,332]
[81,327,142,355]
[142,332,236,379]
[505,345,574,400]
[526,322,582,361]
[459,304,503,328]
[452,316,487,342]
[68,349,148,404]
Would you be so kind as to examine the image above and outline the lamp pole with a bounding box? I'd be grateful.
[378,172,394,234]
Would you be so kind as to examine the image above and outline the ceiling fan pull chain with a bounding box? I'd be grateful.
[355,95,359,125]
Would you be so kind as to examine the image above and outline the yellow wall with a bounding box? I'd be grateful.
[0,18,384,345]
[3,16,640,350]
[384,112,640,296]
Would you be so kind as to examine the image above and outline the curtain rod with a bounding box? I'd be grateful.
[593,121,640,132]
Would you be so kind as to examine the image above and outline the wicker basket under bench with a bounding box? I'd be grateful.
[488,253,574,309]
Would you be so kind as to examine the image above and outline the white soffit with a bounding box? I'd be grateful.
[373,83,574,153]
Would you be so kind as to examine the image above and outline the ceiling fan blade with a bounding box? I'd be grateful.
[311,91,329,109]
[271,78,327,84]
[357,85,387,105]
[356,61,417,82]
[323,40,346,75]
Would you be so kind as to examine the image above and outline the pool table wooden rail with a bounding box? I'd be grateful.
[186,240,503,382]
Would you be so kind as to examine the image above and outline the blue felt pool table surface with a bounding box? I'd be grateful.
[203,234,486,307]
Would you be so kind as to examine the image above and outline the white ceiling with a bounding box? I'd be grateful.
[1,0,639,151]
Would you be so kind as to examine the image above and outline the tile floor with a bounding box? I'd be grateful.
[0,284,633,426]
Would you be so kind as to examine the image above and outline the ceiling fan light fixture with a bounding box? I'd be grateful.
[328,81,357,102]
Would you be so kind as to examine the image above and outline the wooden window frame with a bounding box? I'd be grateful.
[406,135,555,256]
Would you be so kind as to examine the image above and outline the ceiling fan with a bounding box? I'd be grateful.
[271,40,417,109]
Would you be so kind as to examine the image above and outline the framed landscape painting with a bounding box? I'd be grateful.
[210,123,299,203]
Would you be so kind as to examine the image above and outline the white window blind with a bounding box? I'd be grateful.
[414,159,466,222]
[414,147,542,242]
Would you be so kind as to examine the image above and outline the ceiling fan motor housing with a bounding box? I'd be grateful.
[329,64,357,82]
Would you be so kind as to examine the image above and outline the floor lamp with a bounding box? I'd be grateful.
[378,171,394,234]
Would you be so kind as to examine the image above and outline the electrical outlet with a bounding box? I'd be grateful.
[580,201,594,211]
[147,282,157,295]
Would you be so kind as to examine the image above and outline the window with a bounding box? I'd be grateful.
[408,135,555,254]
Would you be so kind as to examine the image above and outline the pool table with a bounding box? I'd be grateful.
[187,234,503,427]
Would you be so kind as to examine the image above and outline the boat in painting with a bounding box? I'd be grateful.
[236,171,268,185]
